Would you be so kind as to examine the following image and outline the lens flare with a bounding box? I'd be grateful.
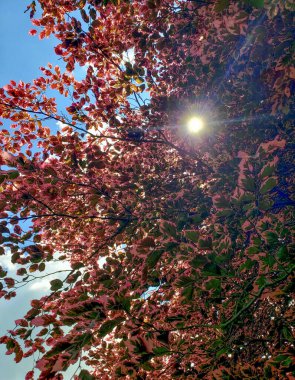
[187,117,204,133]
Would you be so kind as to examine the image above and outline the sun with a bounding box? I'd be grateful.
[187,116,204,133]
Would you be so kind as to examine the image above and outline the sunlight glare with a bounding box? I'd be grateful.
[187,116,204,133]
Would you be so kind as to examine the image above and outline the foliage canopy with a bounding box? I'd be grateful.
[0,0,294,379]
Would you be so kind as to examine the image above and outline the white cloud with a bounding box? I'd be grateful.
[0,250,72,379]
[0,248,16,271]
[28,259,71,292]
[98,257,106,268]
[121,48,135,66]
[81,62,96,72]
[56,120,68,130]
[29,279,50,291]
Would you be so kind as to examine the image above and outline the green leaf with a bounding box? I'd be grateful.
[199,238,212,250]
[185,230,199,243]
[75,332,92,346]
[146,250,163,268]
[247,246,260,255]
[134,76,144,84]
[240,258,255,271]
[282,326,293,342]
[140,237,155,248]
[205,278,221,291]
[71,262,84,270]
[256,275,267,288]
[79,370,95,380]
[162,221,177,238]
[216,347,228,358]
[6,340,15,349]
[114,295,131,312]
[50,279,63,291]
[260,178,277,194]
[215,196,230,208]
[0,174,6,184]
[177,276,194,287]
[0,268,7,278]
[258,200,273,211]
[153,346,170,356]
[239,194,255,204]
[214,0,229,12]
[63,318,76,326]
[157,331,169,344]
[281,356,293,367]
[253,237,261,246]
[98,317,124,338]
[139,83,146,92]
[260,165,275,178]
[8,171,20,179]
[277,246,288,261]
[165,242,179,251]
[242,177,256,192]
[191,214,202,224]
[262,254,275,268]
[272,354,289,363]
[248,0,264,8]
[264,365,273,379]
[45,341,72,358]
[182,285,194,301]
[203,263,221,276]
[165,315,184,322]
[80,9,89,23]
[38,262,45,272]
[265,231,278,245]
[89,8,96,21]
[141,361,154,371]
[191,255,207,268]
[217,209,234,217]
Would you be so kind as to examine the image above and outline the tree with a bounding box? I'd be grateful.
[0,0,294,378]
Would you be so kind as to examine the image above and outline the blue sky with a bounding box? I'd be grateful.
[0,2,76,379]
[1,4,138,379]
[0,1,60,87]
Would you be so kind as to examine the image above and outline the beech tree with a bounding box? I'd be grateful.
[0,0,294,379]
